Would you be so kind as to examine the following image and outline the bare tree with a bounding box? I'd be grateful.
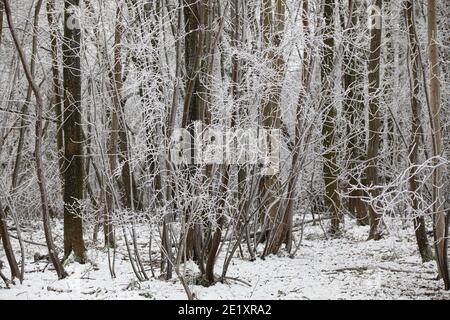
[342,0,369,226]
[62,0,86,262]
[0,200,20,281]
[47,0,64,177]
[427,0,449,290]
[2,0,67,279]
[366,0,383,240]
[321,0,342,234]
[404,0,434,262]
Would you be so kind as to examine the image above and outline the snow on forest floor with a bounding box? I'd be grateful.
[1,219,450,300]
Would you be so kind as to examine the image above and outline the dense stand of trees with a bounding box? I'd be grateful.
[0,0,448,295]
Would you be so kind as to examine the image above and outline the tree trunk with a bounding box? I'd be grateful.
[63,0,86,262]
[263,0,288,255]
[2,0,67,279]
[46,0,64,177]
[11,0,42,192]
[103,3,124,249]
[404,0,434,263]
[0,2,3,48]
[205,166,229,285]
[0,200,20,280]
[321,0,341,235]
[343,0,369,226]
[427,0,449,290]
[366,0,383,240]
[282,0,312,253]
[182,0,206,262]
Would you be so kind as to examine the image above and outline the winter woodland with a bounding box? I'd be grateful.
[0,0,449,300]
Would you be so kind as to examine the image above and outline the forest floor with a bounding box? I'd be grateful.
[1,218,449,300]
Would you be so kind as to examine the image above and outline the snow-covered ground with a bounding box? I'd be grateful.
[1,220,449,300]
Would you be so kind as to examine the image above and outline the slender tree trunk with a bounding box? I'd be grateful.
[63,0,86,262]
[404,0,434,262]
[158,0,176,281]
[321,0,341,235]
[343,0,369,226]
[230,0,253,257]
[0,200,20,281]
[366,0,383,240]
[0,0,20,284]
[0,2,3,48]
[2,0,67,279]
[230,0,246,210]
[182,0,206,262]
[143,0,163,203]
[202,2,232,283]
[103,4,125,249]
[46,0,64,177]
[264,0,288,255]
[282,0,311,253]
[205,165,229,285]
[11,0,42,191]
[258,0,282,255]
[427,0,449,290]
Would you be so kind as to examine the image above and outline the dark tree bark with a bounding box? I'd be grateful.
[263,0,287,255]
[181,0,206,263]
[283,0,312,254]
[404,0,434,262]
[47,0,64,177]
[427,0,449,290]
[0,200,20,281]
[258,0,281,256]
[342,0,369,226]
[205,166,229,285]
[103,3,123,250]
[366,0,383,240]
[62,0,86,262]
[0,1,20,284]
[321,0,342,234]
[182,0,205,128]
